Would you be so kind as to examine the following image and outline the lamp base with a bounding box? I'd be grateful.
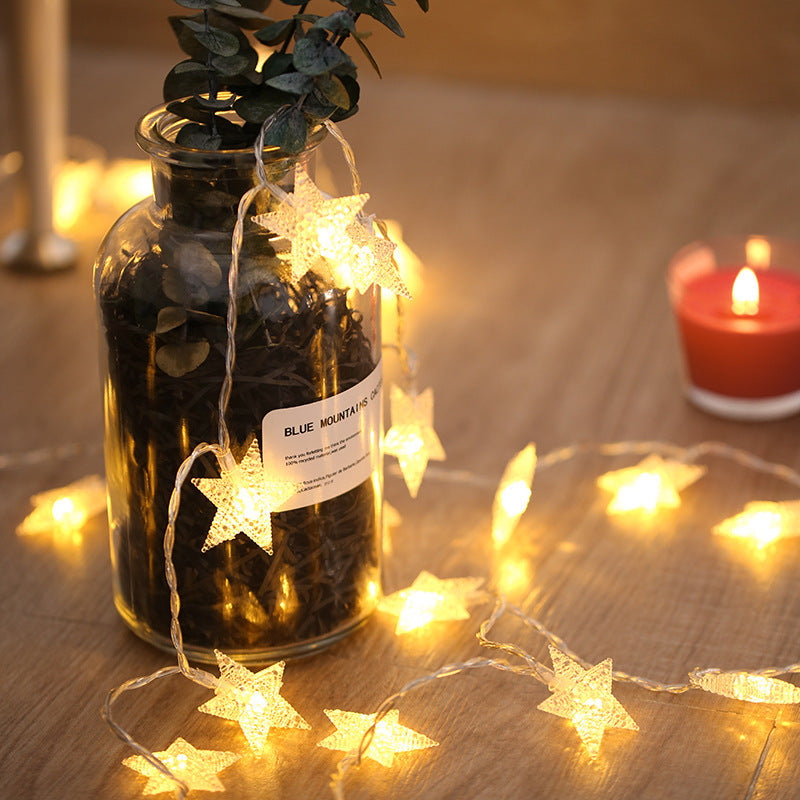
[1,229,78,273]
[686,384,800,421]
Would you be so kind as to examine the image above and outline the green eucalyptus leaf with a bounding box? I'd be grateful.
[169,15,209,59]
[155,341,211,377]
[174,0,229,9]
[415,0,429,10]
[183,20,241,56]
[175,241,223,286]
[174,122,223,149]
[312,10,355,35]
[315,73,350,108]
[265,72,314,94]
[163,60,210,102]
[276,0,309,5]
[294,34,350,76]
[254,19,293,45]
[215,6,274,28]
[353,33,382,78]
[260,52,294,80]
[156,306,188,333]
[346,0,404,37]
[234,88,292,122]
[263,107,308,154]
[210,53,252,75]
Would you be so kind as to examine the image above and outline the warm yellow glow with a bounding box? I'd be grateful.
[17,474,106,539]
[380,220,424,296]
[54,158,104,232]
[378,571,484,634]
[382,501,401,556]
[199,650,310,755]
[123,737,240,795]
[538,646,638,759]
[731,267,759,316]
[384,385,445,498]
[97,158,153,212]
[494,556,533,595]
[691,671,800,704]
[191,440,300,554]
[746,236,771,268]
[713,500,800,549]
[367,580,379,600]
[318,708,438,767]
[491,443,536,547]
[597,455,706,516]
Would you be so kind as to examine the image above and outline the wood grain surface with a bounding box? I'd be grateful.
[2,47,800,800]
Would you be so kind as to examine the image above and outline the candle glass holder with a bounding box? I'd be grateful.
[668,235,800,421]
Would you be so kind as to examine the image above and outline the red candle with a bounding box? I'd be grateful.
[669,237,800,420]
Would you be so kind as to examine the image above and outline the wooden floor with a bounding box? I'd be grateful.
[3,46,800,799]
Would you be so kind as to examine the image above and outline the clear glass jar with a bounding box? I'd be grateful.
[95,106,382,663]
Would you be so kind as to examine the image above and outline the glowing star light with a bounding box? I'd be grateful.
[538,645,638,758]
[690,671,800,704]
[378,571,484,634]
[253,164,368,283]
[492,443,536,547]
[191,439,299,553]
[122,737,240,796]
[597,454,706,515]
[198,650,310,754]
[17,474,106,539]
[384,385,445,498]
[343,218,410,297]
[317,708,438,767]
[713,500,800,549]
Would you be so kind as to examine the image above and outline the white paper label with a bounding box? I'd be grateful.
[262,362,382,511]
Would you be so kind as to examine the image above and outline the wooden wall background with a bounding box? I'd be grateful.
[63,0,800,107]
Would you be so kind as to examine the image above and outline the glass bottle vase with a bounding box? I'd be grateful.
[94,106,382,663]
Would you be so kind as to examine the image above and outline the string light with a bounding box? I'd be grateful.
[597,454,706,514]
[318,708,438,767]
[198,650,310,755]
[713,500,800,549]
[378,571,484,634]
[384,385,445,498]
[690,671,800,704]
[16,474,106,540]
[123,738,240,796]
[191,439,300,554]
[491,443,536,547]
[253,164,368,283]
[538,645,638,758]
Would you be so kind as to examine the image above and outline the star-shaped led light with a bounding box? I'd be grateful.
[384,385,445,498]
[378,571,484,634]
[538,645,638,758]
[342,218,410,296]
[690,671,800,704]
[191,440,299,553]
[253,164,368,283]
[17,474,106,540]
[317,708,438,767]
[713,500,800,549]
[492,443,536,547]
[596,454,706,515]
[198,650,310,754]
[122,737,240,796]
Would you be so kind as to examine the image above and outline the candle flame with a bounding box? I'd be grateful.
[746,237,771,268]
[731,267,759,316]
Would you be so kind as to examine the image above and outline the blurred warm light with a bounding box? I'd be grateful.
[96,158,152,212]
[731,267,759,316]
[597,455,706,516]
[691,671,800,704]
[494,555,533,595]
[380,220,424,341]
[745,236,771,268]
[54,156,104,232]
[378,571,484,635]
[713,500,800,549]
[318,708,438,767]
[382,501,401,556]
[491,443,536,547]
[17,474,106,540]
